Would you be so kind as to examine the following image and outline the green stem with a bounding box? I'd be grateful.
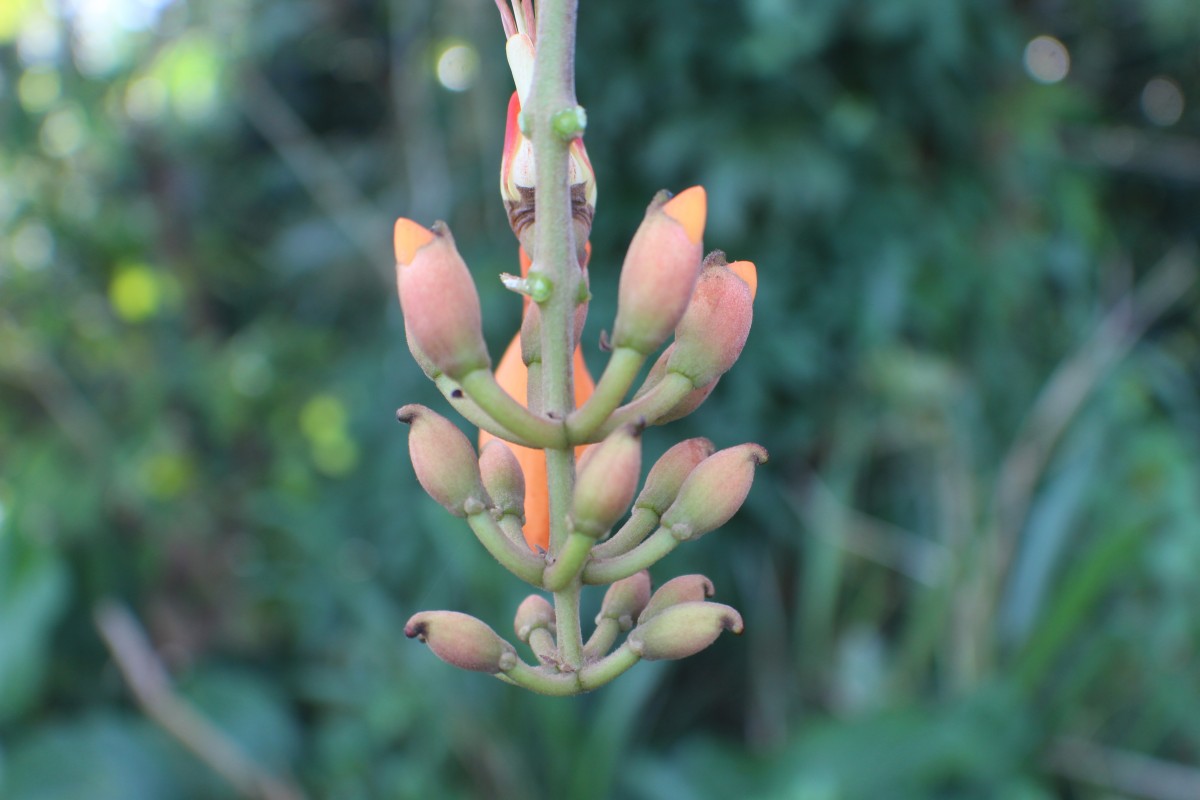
[565,346,646,442]
[466,512,546,586]
[583,617,622,660]
[433,375,534,446]
[587,372,695,442]
[500,643,641,696]
[543,531,595,591]
[528,0,585,674]
[460,370,566,448]
[591,506,659,560]
[527,627,558,666]
[583,527,679,584]
[553,579,584,669]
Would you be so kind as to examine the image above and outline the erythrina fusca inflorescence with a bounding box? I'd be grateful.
[393,0,765,695]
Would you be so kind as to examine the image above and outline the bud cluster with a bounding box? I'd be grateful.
[391,0,766,695]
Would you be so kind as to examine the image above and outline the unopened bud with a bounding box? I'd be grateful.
[660,444,768,540]
[638,574,715,624]
[513,594,555,642]
[572,423,642,538]
[635,437,715,516]
[626,601,743,661]
[405,610,519,673]
[397,404,490,517]
[596,570,651,630]
[479,441,525,521]
[394,219,491,380]
[667,254,754,387]
[611,187,706,355]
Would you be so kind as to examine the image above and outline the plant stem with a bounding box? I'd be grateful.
[583,527,680,584]
[591,506,659,559]
[587,372,695,442]
[466,512,547,586]
[530,0,585,669]
[565,346,646,441]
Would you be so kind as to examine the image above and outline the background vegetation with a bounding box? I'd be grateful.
[2,0,1199,797]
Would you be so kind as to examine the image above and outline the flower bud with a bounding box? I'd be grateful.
[395,218,491,380]
[572,423,642,538]
[660,443,768,540]
[667,254,754,388]
[513,594,555,642]
[405,610,519,673]
[611,187,706,355]
[595,570,651,630]
[638,574,715,624]
[479,441,525,521]
[626,601,743,661]
[635,438,715,516]
[397,404,490,517]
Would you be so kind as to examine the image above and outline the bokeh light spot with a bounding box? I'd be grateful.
[108,264,162,322]
[17,67,60,112]
[11,221,54,271]
[436,43,479,92]
[1024,35,1069,84]
[40,107,86,157]
[1141,76,1184,127]
[300,395,348,443]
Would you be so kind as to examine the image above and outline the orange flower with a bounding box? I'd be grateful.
[480,246,595,553]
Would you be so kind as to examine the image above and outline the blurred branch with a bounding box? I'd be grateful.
[1047,737,1200,800]
[237,69,392,281]
[94,602,307,800]
[788,469,954,587]
[990,247,1196,580]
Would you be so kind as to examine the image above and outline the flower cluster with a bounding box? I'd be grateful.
[392,0,764,695]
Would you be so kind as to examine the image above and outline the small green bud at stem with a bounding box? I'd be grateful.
[551,105,588,140]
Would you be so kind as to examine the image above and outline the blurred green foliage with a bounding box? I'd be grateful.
[2,0,1199,797]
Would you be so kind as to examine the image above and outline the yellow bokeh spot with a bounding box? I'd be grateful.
[311,437,360,477]
[152,34,221,122]
[300,394,348,443]
[17,68,61,112]
[0,0,36,44]
[139,452,195,499]
[109,264,162,323]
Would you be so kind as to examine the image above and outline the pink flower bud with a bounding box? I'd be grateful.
[394,218,491,380]
[626,601,743,661]
[611,187,706,355]
[405,610,519,673]
[513,594,555,642]
[479,440,525,521]
[638,574,715,624]
[572,423,642,538]
[635,437,715,516]
[660,443,768,540]
[595,570,651,630]
[397,404,490,517]
[667,253,754,388]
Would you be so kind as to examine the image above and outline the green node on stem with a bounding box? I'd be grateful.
[543,530,596,591]
[551,105,587,140]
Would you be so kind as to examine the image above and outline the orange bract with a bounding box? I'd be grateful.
[479,336,594,551]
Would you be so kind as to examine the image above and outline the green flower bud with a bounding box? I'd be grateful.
[660,443,768,540]
[479,440,525,521]
[638,574,715,624]
[626,601,743,661]
[595,570,651,631]
[405,610,519,674]
[611,188,706,355]
[513,594,555,642]
[635,437,715,516]
[397,404,490,517]
[395,219,491,380]
[572,423,642,538]
[667,254,754,388]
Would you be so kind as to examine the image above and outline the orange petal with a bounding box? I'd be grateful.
[480,335,595,552]
[728,260,758,301]
[394,218,435,265]
[661,186,706,244]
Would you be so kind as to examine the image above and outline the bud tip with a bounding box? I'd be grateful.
[394,218,435,265]
[662,186,706,244]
